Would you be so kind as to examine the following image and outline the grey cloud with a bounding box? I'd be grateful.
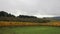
[0,0,60,17]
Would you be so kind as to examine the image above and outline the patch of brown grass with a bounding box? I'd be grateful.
[0,21,60,26]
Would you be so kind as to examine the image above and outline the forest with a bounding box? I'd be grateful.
[0,11,50,23]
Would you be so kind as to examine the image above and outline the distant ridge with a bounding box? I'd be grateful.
[52,16,60,20]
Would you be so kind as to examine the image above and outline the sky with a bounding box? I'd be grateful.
[0,0,60,18]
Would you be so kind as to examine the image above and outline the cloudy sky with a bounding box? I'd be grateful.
[0,0,60,17]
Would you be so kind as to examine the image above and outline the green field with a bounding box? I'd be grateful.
[0,26,60,34]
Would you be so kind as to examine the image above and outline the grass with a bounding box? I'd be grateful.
[0,21,60,26]
[0,26,60,34]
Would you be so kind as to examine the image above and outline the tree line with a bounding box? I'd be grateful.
[0,11,50,23]
[0,11,37,18]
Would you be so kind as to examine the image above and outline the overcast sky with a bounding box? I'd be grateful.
[0,0,60,17]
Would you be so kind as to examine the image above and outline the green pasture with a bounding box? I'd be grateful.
[0,26,60,34]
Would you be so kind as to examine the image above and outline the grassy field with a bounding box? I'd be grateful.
[0,21,60,26]
[0,26,60,34]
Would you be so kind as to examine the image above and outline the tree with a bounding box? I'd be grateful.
[17,15,37,18]
[0,11,8,17]
[7,14,15,17]
[0,11,15,17]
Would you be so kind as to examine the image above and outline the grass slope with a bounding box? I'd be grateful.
[0,26,60,34]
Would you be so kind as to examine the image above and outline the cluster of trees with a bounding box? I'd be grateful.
[0,11,15,17]
[0,11,50,23]
[18,15,37,18]
[0,11,37,18]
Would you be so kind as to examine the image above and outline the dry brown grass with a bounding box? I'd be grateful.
[0,21,60,26]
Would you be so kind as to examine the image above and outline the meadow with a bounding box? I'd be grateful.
[0,26,60,34]
[0,21,60,34]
